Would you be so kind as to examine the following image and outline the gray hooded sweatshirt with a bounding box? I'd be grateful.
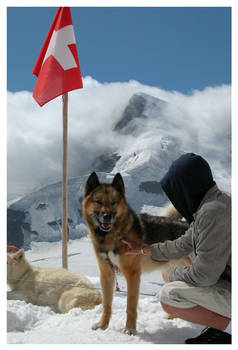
[151,154,231,287]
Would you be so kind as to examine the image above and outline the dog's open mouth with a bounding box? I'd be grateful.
[99,222,112,232]
[93,211,115,233]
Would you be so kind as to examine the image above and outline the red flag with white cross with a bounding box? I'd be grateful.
[32,7,83,106]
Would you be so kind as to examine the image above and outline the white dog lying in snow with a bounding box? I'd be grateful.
[7,249,102,313]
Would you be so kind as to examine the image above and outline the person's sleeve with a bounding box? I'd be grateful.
[168,206,231,287]
[151,226,194,261]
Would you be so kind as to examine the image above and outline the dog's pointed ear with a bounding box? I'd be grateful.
[112,173,125,196]
[85,172,100,196]
[14,249,25,261]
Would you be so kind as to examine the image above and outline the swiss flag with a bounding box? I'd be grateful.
[32,7,83,106]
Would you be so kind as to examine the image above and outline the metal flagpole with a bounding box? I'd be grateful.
[62,92,68,269]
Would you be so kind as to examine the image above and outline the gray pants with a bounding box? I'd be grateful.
[158,279,231,318]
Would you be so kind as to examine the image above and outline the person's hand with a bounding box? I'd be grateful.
[122,240,152,256]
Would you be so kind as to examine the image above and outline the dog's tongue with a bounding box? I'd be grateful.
[102,223,110,230]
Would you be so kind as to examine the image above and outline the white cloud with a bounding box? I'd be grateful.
[7,77,231,199]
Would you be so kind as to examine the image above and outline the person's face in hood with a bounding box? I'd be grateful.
[160,153,216,224]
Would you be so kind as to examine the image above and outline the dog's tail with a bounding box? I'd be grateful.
[160,202,182,219]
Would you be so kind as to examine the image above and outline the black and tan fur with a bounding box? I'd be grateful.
[83,172,189,334]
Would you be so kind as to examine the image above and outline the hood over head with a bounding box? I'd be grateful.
[160,153,216,224]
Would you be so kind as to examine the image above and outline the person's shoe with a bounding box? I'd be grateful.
[185,327,231,344]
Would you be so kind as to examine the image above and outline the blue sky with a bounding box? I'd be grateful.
[7,6,231,94]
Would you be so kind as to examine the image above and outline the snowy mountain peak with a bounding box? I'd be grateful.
[114,92,168,134]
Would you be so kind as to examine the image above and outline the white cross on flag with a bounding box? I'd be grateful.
[32,7,83,106]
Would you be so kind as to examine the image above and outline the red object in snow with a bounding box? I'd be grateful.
[7,245,20,253]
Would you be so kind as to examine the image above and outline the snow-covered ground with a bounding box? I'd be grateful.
[7,237,203,344]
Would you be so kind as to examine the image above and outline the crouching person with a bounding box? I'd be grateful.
[125,153,231,344]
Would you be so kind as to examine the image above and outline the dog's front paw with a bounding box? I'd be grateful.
[122,327,137,335]
[92,321,108,331]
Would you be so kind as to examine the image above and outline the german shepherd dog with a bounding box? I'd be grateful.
[83,172,189,335]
